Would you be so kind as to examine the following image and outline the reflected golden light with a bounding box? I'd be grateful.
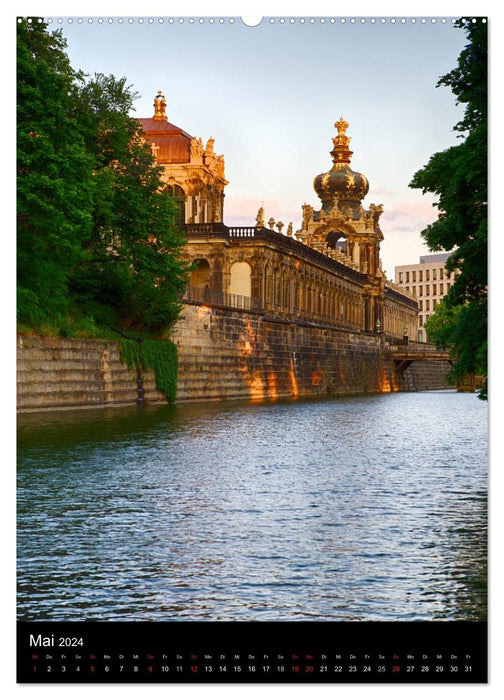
[311,367,324,386]
[267,372,278,399]
[247,372,265,399]
[289,359,299,398]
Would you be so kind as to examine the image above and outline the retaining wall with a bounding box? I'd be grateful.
[16,335,164,411]
[17,304,452,411]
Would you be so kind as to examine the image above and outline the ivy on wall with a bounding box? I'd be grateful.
[117,338,178,403]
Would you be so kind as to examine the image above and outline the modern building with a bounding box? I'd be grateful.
[395,253,456,341]
[139,92,418,340]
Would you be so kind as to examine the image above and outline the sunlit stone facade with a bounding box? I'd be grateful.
[139,98,418,340]
[138,91,227,225]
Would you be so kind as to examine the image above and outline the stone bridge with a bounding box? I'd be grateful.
[389,345,453,375]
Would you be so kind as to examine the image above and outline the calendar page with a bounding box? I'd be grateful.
[16,5,488,687]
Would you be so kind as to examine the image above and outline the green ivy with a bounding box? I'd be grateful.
[117,338,178,403]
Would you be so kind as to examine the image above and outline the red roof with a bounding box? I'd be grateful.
[137,117,193,164]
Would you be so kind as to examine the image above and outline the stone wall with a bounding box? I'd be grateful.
[17,335,165,411]
[17,305,452,411]
[401,360,454,392]
[172,304,398,402]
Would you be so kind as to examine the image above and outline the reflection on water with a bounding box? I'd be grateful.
[17,391,487,621]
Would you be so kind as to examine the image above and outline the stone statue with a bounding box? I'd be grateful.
[190,136,203,160]
[205,137,215,156]
[256,207,265,227]
[268,217,275,230]
[286,223,293,237]
[277,221,284,234]
[302,204,313,229]
[150,141,160,161]
[215,155,225,179]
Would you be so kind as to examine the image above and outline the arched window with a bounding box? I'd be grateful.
[325,230,347,253]
[165,184,186,225]
[230,261,252,298]
[190,258,211,288]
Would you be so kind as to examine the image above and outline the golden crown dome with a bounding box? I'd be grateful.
[313,119,369,215]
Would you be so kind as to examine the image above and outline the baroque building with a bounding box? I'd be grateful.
[138,91,227,225]
[139,94,418,340]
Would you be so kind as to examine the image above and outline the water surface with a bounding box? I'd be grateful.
[17,391,487,621]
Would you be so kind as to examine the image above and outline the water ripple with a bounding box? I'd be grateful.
[17,391,487,621]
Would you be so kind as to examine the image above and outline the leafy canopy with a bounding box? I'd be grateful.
[17,19,189,337]
[410,19,487,398]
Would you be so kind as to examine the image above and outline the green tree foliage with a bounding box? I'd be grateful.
[410,19,487,398]
[17,20,189,337]
[17,19,94,324]
[69,73,189,334]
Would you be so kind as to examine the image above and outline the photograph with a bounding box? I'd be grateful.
[16,8,488,686]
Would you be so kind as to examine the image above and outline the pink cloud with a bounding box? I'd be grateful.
[369,186,395,196]
[384,201,438,220]
[224,196,280,218]
[224,195,301,228]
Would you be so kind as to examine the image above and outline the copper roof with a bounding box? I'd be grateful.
[138,117,193,164]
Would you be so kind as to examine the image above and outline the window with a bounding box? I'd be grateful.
[399,272,403,283]
[230,261,252,298]
[425,284,430,296]
[418,285,423,296]
[419,300,423,310]
[439,283,444,295]
[433,269,437,280]
[425,299,430,311]
[425,269,430,281]
[405,271,410,283]
[432,283,437,296]
[412,271,416,282]
[440,268,444,280]
[446,282,451,291]
[412,286,416,296]
[189,258,211,287]
[165,184,186,225]
[419,270,423,282]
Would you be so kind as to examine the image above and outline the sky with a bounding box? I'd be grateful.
[44,9,475,279]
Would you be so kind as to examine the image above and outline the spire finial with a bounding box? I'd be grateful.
[331,116,353,164]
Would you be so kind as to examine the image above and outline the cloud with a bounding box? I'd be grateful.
[224,196,279,218]
[224,195,302,228]
[369,186,395,196]
[384,200,438,221]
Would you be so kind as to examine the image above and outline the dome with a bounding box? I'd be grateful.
[313,118,369,216]
[137,91,193,164]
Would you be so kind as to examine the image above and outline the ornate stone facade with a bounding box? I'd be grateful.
[138,91,227,224]
[139,99,418,340]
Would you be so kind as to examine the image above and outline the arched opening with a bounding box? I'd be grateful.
[325,230,347,253]
[165,184,186,225]
[190,258,211,288]
[230,261,252,298]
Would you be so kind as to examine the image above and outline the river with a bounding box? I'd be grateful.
[17,390,487,622]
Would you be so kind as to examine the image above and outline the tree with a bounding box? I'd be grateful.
[410,19,487,398]
[17,19,94,325]
[69,73,189,335]
[17,20,189,337]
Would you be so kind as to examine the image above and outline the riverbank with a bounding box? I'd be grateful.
[17,307,453,411]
